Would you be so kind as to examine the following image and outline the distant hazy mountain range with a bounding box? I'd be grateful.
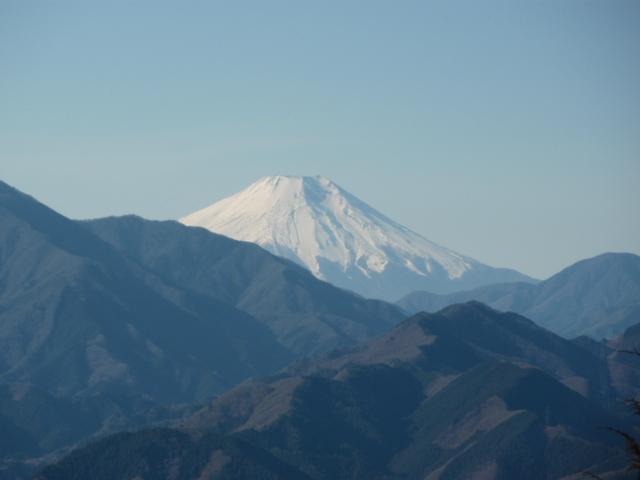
[181,175,535,301]
[398,252,640,340]
[37,303,640,480]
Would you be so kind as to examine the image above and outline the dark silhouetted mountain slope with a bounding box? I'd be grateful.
[83,215,405,356]
[39,303,638,480]
[34,429,312,480]
[0,180,291,403]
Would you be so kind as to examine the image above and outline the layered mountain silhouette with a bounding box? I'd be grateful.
[3,178,639,479]
[0,180,293,402]
[83,215,403,356]
[0,180,403,474]
[181,175,535,300]
[398,252,640,339]
[38,303,640,480]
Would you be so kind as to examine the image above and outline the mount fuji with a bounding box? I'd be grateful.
[180,176,535,300]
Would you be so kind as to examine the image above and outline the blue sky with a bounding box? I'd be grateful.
[1,0,638,279]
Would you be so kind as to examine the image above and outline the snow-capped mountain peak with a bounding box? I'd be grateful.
[180,175,533,300]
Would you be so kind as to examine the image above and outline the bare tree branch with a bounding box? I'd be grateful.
[607,427,640,471]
